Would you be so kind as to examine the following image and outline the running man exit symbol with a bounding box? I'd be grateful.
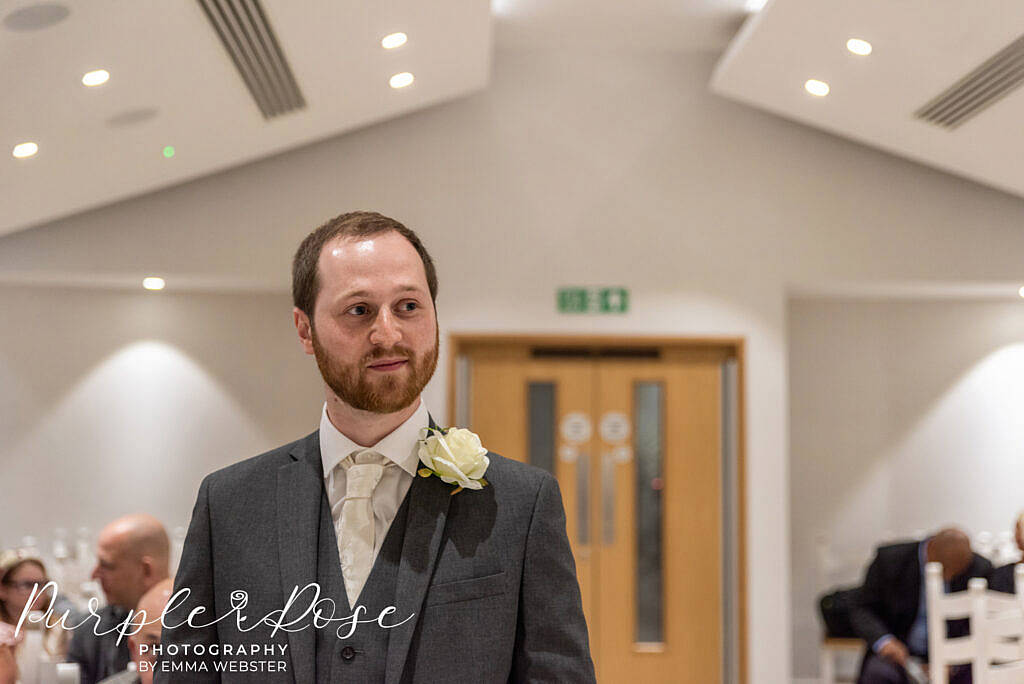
[599,287,628,313]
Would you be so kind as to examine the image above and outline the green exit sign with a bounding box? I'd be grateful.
[557,287,629,314]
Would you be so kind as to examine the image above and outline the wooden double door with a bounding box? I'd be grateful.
[452,338,742,683]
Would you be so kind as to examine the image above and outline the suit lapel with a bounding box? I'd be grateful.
[276,431,323,684]
[384,415,451,684]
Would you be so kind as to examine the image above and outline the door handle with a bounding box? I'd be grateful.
[602,451,615,545]
[577,449,590,545]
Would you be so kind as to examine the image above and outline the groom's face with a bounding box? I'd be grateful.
[303,231,438,413]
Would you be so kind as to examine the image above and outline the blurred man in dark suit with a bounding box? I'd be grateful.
[989,513,1023,594]
[69,515,170,684]
[850,528,991,684]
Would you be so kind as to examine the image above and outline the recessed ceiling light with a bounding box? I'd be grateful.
[804,79,830,97]
[846,38,872,56]
[143,277,165,291]
[1017,285,1024,299]
[381,32,407,49]
[389,72,414,89]
[162,145,175,158]
[82,69,109,87]
[12,142,38,159]
[744,0,768,11]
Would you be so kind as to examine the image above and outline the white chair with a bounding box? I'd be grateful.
[819,637,864,684]
[815,535,870,684]
[36,660,80,684]
[926,562,1024,684]
[55,663,80,684]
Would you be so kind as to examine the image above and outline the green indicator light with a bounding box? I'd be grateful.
[162,145,175,158]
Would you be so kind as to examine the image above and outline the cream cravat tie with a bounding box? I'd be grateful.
[335,449,387,607]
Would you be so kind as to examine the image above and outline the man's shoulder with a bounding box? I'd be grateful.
[202,430,318,492]
[875,540,919,557]
[69,605,123,651]
[484,451,555,501]
[969,551,994,575]
[989,562,1019,593]
[870,540,920,570]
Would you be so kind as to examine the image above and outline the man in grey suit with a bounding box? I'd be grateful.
[156,212,595,683]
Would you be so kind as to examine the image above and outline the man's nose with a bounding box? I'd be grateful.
[91,565,100,580]
[369,309,402,347]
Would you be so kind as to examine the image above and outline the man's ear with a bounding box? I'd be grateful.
[293,307,315,355]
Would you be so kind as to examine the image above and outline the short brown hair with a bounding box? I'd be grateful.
[292,211,438,317]
[0,555,48,623]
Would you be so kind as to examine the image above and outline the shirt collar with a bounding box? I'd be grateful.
[319,398,428,479]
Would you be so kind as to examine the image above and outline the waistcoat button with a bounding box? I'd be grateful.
[341,646,356,661]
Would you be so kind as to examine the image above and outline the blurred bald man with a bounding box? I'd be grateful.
[68,515,170,684]
[850,528,992,684]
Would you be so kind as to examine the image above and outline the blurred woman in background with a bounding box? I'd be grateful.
[0,553,68,684]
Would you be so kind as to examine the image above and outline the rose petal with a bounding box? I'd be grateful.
[430,454,473,488]
[465,455,490,480]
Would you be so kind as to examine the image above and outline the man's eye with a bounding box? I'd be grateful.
[348,305,369,316]
[401,301,418,312]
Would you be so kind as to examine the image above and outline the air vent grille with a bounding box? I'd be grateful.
[197,0,305,119]
[916,34,1024,129]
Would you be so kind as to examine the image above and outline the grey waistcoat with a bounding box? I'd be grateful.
[314,489,411,683]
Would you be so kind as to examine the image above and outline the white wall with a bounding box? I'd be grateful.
[0,288,313,539]
[5,45,1024,681]
[789,297,1024,678]
[0,284,458,543]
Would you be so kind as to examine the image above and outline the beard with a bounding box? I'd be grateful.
[311,324,439,414]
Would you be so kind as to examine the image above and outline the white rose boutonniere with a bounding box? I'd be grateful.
[417,426,490,495]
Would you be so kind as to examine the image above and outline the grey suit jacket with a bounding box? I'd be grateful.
[156,429,595,683]
[67,604,132,684]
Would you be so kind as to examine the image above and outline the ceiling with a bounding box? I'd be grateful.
[0,0,491,236]
[491,0,748,52]
[13,0,1024,243]
[712,0,1024,200]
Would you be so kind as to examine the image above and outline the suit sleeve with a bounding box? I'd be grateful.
[65,628,95,684]
[989,564,1017,594]
[849,550,894,648]
[510,473,596,683]
[155,475,221,683]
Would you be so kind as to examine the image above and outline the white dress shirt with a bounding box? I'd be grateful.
[319,399,428,563]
